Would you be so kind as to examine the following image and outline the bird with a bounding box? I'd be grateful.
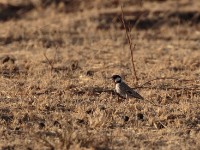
[111,75,144,100]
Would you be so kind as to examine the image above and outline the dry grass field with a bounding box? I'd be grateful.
[0,0,200,149]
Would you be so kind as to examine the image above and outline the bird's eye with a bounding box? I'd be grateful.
[115,77,121,82]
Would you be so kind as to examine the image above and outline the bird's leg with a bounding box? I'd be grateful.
[117,93,122,102]
[126,94,129,101]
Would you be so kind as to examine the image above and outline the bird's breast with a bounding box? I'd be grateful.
[115,83,121,93]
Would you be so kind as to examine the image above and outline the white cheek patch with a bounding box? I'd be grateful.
[115,77,121,82]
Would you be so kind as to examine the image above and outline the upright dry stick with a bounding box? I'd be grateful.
[43,50,54,74]
[120,6,138,84]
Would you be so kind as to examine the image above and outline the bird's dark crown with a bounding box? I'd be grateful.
[112,75,122,83]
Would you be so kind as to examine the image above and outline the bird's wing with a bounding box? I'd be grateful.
[121,82,144,100]
[127,90,144,100]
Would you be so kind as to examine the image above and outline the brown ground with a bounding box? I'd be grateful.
[0,0,200,149]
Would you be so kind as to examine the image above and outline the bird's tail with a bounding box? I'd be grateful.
[131,91,144,100]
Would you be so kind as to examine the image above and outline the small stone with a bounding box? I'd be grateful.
[38,122,45,129]
[76,119,85,124]
[122,116,129,122]
[15,127,20,131]
[167,114,176,120]
[86,109,93,114]
[1,55,16,64]
[86,70,94,76]
[154,121,165,129]
[136,113,144,121]
[99,105,106,111]
[53,120,61,128]
[1,114,14,122]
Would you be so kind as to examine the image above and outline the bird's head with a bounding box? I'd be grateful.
[111,75,122,83]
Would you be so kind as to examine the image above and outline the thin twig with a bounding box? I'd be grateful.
[144,98,164,107]
[43,50,54,73]
[139,77,181,87]
[120,6,138,83]
[135,86,200,91]
[35,135,55,150]
[135,77,199,90]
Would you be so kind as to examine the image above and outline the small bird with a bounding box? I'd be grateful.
[111,75,144,100]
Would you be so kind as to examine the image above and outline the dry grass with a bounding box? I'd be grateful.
[0,0,200,149]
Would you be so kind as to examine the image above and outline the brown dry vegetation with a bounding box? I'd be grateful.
[0,0,200,149]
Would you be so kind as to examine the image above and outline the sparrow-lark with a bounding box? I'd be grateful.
[112,75,144,100]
